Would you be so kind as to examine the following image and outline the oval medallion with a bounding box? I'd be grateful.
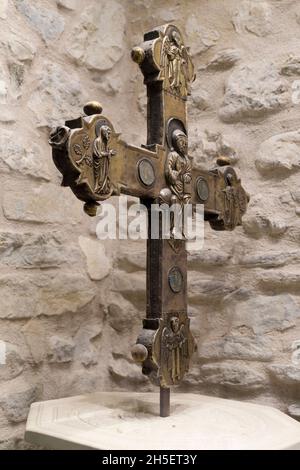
[168,267,184,293]
[138,159,155,187]
[196,177,209,202]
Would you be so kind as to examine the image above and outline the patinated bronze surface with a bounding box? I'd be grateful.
[49,24,249,417]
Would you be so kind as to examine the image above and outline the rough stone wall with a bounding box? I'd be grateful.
[0,0,300,449]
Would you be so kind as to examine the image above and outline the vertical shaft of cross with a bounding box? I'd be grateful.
[130,25,198,417]
[145,202,172,417]
[144,201,188,416]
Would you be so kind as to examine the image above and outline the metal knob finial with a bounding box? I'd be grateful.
[83,101,103,116]
[131,343,148,363]
[216,156,231,167]
[83,201,99,217]
[131,47,145,65]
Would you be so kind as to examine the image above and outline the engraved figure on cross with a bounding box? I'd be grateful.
[162,315,188,384]
[161,30,189,96]
[166,129,192,205]
[93,125,116,195]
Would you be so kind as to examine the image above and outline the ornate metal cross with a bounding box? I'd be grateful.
[50,24,248,417]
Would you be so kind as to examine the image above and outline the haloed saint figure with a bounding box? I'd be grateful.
[93,125,116,195]
[166,129,192,205]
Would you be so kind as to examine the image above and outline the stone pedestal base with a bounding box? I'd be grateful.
[25,392,300,450]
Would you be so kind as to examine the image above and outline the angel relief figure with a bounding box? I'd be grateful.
[160,31,188,96]
[162,316,188,384]
[93,125,116,196]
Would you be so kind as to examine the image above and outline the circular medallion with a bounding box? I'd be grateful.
[138,159,155,187]
[196,177,209,202]
[168,266,184,293]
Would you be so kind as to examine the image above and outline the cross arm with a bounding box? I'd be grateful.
[49,103,166,216]
[49,103,249,229]
[191,164,249,231]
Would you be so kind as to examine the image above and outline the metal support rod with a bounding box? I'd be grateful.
[160,387,170,417]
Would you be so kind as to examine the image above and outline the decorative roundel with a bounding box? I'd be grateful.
[168,266,184,293]
[196,176,209,202]
[138,159,155,187]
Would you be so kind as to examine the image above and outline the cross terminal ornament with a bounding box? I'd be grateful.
[49,24,249,417]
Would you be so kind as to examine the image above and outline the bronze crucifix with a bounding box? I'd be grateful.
[49,24,249,417]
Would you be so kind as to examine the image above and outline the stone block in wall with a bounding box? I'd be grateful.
[281,55,300,76]
[229,294,300,334]
[79,236,112,281]
[112,271,146,311]
[199,363,267,392]
[0,131,50,180]
[189,274,238,304]
[198,336,273,362]
[73,320,103,368]
[2,183,82,224]
[23,311,104,366]
[107,298,138,334]
[0,380,41,423]
[185,15,220,56]
[242,205,289,239]
[28,62,84,129]
[22,318,46,364]
[189,129,239,168]
[258,271,300,294]
[0,231,80,269]
[109,357,149,386]
[232,0,272,37]
[269,365,300,386]
[202,48,241,71]
[3,31,36,63]
[47,335,75,363]
[188,88,210,114]
[65,1,126,72]
[237,250,300,269]
[0,344,24,381]
[256,130,300,177]
[188,248,233,269]
[15,0,65,44]
[0,272,96,319]
[116,249,146,273]
[243,216,289,238]
[219,62,289,123]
